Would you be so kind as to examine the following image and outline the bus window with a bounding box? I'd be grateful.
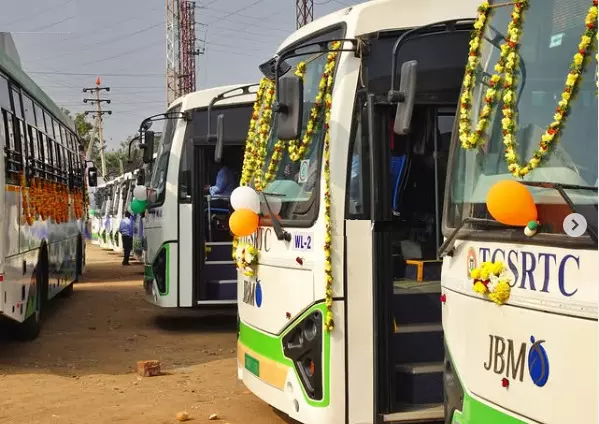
[346,116,371,219]
[179,136,192,200]
[22,94,35,126]
[10,88,22,119]
[44,112,53,139]
[33,102,45,132]
[0,76,9,110]
[53,119,61,145]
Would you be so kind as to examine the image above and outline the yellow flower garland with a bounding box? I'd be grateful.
[460,0,598,178]
[234,242,259,277]
[503,1,598,177]
[458,0,526,150]
[470,261,512,305]
[232,42,342,332]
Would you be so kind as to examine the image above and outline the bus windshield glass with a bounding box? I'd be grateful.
[149,104,181,205]
[258,32,342,224]
[446,0,598,241]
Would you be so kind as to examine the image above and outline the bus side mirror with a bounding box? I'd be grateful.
[87,167,98,187]
[214,114,225,164]
[393,60,418,136]
[142,130,155,163]
[275,74,303,140]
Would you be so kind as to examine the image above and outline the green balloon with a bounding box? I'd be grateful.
[130,198,147,214]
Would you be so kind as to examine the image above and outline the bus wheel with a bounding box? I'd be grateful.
[60,283,74,298]
[15,256,47,341]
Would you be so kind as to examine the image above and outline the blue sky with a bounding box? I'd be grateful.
[1,0,360,148]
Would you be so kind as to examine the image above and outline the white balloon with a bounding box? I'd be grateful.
[133,185,147,201]
[260,195,282,217]
[230,186,260,213]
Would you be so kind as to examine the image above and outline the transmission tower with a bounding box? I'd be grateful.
[166,0,180,105]
[179,0,202,95]
[296,0,313,29]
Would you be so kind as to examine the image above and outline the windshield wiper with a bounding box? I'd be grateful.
[438,217,507,258]
[261,192,291,242]
[518,181,598,243]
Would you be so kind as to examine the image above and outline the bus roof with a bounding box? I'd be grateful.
[278,0,479,53]
[167,83,258,113]
[0,35,75,131]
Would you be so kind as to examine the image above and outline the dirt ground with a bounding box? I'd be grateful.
[0,244,287,424]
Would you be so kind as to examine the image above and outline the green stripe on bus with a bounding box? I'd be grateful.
[453,392,526,424]
[239,302,331,407]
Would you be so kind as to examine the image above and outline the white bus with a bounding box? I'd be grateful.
[0,38,93,340]
[91,180,108,245]
[97,179,115,250]
[139,84,257,307]
[235,0,482,422]
[441,1,597,423]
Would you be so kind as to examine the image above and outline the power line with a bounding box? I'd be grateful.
[26,71,165,77]
[27,15,75,33]
[29,21,165,63]
[0,0,76,27]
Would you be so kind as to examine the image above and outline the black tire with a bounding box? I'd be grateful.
[75,235,83,281]
[14,254,47,341]
[60,282,74,297]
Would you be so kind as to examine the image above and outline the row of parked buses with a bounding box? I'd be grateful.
[90,167,148,263]
[130,0,597,423]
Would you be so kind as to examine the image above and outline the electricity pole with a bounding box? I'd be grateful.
[83,77,112,178]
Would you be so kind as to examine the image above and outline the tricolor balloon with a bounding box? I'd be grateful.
[229,186,260,237]
[130,185,148,215]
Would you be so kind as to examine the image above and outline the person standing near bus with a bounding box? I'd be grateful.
[119,211,134,266]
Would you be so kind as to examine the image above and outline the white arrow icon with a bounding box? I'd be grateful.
[563,213,587,238]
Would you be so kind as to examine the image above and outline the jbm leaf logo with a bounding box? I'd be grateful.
[242,279,263,308]
[528,336,549,387]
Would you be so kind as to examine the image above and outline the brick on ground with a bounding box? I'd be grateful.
[136,360,161,377]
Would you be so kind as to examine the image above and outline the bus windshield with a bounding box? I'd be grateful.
[446,0,597,240]
[149,105,181,205]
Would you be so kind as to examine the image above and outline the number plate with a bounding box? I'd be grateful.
[244,353,260,377]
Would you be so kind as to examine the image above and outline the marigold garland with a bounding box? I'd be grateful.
[470,261,512,305]
[234,242,259,277]
[458,0,526,150]
[459,0,598,178]
[232,42,342,332]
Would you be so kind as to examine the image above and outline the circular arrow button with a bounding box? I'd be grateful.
[563,213,587,238]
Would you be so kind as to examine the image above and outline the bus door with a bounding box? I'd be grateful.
[190,140,237,304]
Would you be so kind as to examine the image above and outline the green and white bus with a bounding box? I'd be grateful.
[0,36,93,340]
[441,1,597,423]
[236,0,598,423]
[139,84,257,308]
[235,0,480,422]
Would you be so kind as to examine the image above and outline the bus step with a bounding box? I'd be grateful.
[205,242,233,261]
[393,323,444,364]
[203,261,236,281]
[206,280,236,301]
[395,362,443,405]
[382,403,443,423]
[404,260,442,282]
[392,280,441,325]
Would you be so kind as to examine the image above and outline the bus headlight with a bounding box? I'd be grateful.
[282,310,323,401]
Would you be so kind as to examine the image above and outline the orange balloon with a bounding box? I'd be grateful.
[229,208,259,237]
[486,180,537,226]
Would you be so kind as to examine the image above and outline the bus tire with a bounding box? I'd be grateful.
[75,234,83,280]
[15,248,48,341]
[61,282,74,298]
